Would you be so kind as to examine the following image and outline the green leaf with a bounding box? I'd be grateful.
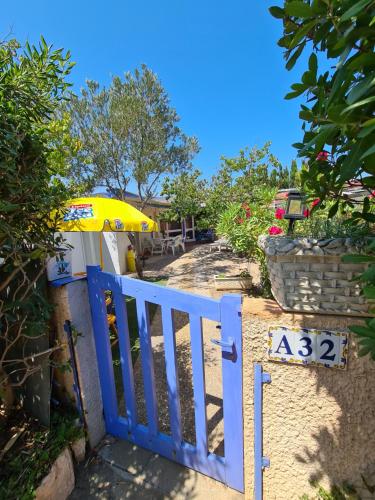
[363,286,375,299]
[360,266,375,282]
[358,344,373,357]
[269,6,285,18]
[341,0,374,21]
[341,96,375,114]
[350,325,375,339]
[285,1,314,18]
[358,123,375,138]
[308,52,318,74]
[299,124,337,154]
[328,201,339,218]
[347,76,375,105]
[286,42,305,70]
[360,144,375,160]
[289,19,318,49]
[342,255,375,263]
[302,69,316,86]
[340,141,363,181]
[347,53,375,71]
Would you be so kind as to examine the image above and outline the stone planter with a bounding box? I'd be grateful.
[35,447,75,500]
[259,235,374,317]
[214,275,252,291]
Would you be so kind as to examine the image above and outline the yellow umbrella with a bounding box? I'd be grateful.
[56,196,158,269]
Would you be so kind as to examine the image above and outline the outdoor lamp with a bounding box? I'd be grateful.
[284,192,306,235]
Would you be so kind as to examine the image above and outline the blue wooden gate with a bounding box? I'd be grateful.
[87,265,244,492]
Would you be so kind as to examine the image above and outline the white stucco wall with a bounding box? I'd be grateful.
[62,231,130,275]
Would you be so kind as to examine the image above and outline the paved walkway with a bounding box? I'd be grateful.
[71,244,254,499]
[71,437,242,499]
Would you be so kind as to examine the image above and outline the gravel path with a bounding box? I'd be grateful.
[131,245,255,454]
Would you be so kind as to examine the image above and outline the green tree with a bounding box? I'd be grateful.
[220,142,299,199]
[161,170,208,222]
[270,0,375,358]
[67,65,199,208]
[0,38,74,409]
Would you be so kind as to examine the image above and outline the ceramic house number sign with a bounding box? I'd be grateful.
[268,326,348,369]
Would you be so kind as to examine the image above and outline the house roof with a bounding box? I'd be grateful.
[92,190,170,207]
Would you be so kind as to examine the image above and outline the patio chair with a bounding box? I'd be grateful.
[209,237,231,252]
[166,235,185,256]
[151,237,165,256]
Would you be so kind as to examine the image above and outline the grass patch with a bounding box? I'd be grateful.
[0,408,84,500]
[111,276,167,403]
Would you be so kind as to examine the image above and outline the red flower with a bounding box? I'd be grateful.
[316,151,329,161]
[369,190,375,198]
[241,202,250,210]
[245,209,251,219]
[268,226,283,235]
[311,198,320,208]
[303,208,310,218]
[275,207,286,220]
[237,217,244,224]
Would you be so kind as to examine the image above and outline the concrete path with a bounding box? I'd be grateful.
[70,437,243,499]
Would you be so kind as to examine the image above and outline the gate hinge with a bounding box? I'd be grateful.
[262,372,271,384]
[262,457,270,468]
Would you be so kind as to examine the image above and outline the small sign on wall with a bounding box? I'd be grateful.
[268,326,348,369]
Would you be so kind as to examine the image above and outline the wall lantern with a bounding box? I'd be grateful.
[284,192,306,235]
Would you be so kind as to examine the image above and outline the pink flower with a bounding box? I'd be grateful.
[311,198,320,208]
[303,208,310,218]
[275,207,286,220]
[268,226,283,235]
[316,151,329,161]
[369,190,375,198]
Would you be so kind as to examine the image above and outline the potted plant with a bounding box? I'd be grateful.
[214,270,253,291]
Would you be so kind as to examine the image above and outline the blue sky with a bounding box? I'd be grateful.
[3,0,309,190]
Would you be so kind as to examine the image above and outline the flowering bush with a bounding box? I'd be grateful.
[269,225,283,235]
[216,188,288,293]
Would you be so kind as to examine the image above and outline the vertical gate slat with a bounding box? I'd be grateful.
[220,294,244,492]
[161,307,182,449]
[136,299,158,437]
[113,289,137,429]
[87,266,118,427]
[189,314,208,458]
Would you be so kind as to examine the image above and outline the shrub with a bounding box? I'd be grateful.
[0,38,74,409]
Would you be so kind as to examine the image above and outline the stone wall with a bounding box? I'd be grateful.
[242,299,375,500]
[259,236,373,316]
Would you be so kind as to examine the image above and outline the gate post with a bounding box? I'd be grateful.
[220,294,244,492]
[254,363,271,500]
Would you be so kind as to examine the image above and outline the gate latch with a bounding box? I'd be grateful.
[210,336,234,354]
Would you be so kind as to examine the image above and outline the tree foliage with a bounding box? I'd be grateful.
[161,143,301,229]
[270,0,375,215]
[67,65,199,207]
[0,38,74,404]
[270,0,375,358]
[161,170,208,222]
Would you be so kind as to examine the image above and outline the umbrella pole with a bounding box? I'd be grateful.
[99,233,104,270]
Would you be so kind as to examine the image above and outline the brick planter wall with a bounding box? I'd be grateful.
[259,235,374,316]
